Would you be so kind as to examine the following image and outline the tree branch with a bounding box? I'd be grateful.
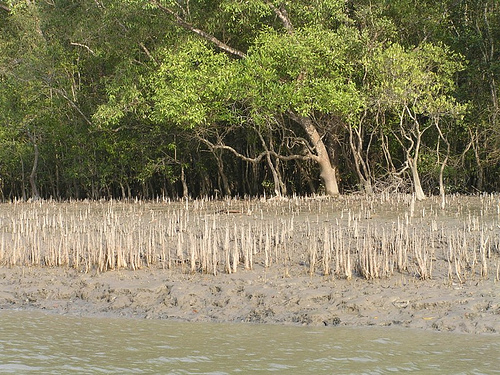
[150,0,246,59]
[199,136,313,164]
[0,3,10,12]
[267,2,294,34]
[70,42,96,56]
[139,42,158,64]
[50,86,93,126]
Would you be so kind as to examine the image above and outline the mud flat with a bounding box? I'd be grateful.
[1,266,499,334]
[0,194,499,334]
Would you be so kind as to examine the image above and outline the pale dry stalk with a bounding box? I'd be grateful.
[480,230,489,278]
[323,227,331,276]
[224,227,231,274]
[309,237,317,276]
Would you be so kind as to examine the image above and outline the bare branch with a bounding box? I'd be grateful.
[93,0,104,9]
[50,86,93,126]
[198,137,265,163]
[267,2,294,34]
[70,42,96,56]
[199,135,313,164]
[150,0,246,59]
[139,42,158,64]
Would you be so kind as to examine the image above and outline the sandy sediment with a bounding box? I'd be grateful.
[0,266,498,334]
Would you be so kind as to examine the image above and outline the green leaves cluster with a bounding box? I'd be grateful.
[242,26,362,118]
[150,39,237,127]
[369,42,466,117]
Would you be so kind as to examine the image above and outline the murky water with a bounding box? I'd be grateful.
[0,311,498,374]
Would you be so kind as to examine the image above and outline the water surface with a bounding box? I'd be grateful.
[0,310,498,374]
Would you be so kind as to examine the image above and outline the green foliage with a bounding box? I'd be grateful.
[241,26,362,119]
[1,0,499,198]
[149,39,237,128]
[220,0,348,29]
[368,42,466,118]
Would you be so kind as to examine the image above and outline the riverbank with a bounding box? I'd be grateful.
[1,265,498,334]
[1,194,499,334]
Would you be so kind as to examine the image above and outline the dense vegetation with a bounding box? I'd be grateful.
[0,0,499,200]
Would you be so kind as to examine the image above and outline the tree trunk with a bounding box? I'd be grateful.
[438,149,449,209]
[399,109,428,200]
[296,162,316,194]
[348,120,373,195]
[180,165,189,198]
[409,157,426,200]
[20,157,27,201]
[55,163,60,199]
[472,131,484,191]
[214,151,231,197]
[265,152,285,196]
[408,131,426,200]
[435,119,450,208]
[259,131,286,196]
[29,141,40,200]
[289,112,340,196]
[120,182,126,200]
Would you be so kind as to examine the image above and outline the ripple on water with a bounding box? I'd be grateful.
[0,363,43,373]
[0,311,499,374]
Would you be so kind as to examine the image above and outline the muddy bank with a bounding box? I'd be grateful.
[1,194,500,334]
[0,266,498,334]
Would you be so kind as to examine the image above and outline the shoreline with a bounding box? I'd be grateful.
[1,195,499,334]
[1,266,498,335]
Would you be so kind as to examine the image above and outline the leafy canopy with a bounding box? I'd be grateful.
[368,42,466,118]
[241,26,362,120]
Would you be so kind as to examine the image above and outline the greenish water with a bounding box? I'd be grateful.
[0,310,498,374]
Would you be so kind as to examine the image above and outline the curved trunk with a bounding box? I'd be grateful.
[214,152,231,197]
[348,122,373,195]
[435,121,450,209]
[289,113,340,196]
[180,165,189,198]
[29,141,40,200]
[410,128,426,201]
[265,153,285,196]
[409,157,426,201]
[439,151,448,209]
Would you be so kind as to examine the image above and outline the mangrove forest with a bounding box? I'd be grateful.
[0,0,499,200]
